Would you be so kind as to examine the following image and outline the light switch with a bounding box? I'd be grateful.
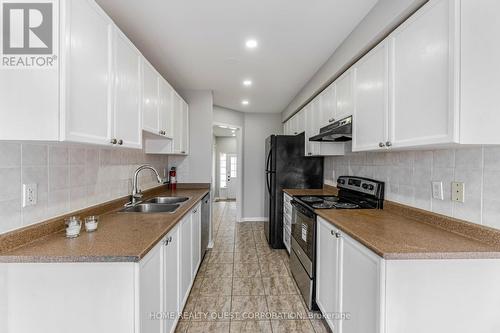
[432,181,444,200]
[452,182,465,203]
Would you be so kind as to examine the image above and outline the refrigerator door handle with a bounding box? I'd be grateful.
[265,147,272,173]
[266,171,272,195]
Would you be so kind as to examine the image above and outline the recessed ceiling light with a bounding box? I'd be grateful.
[245,39,258,49]
[243,80,252,87]
[219,125,228,129]
[241,100,249,105]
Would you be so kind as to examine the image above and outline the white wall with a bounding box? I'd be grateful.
[325,147,500,230]
[214,137,237,197]
[282,0,427,120]
[213,107,282,220]
[242,113,283,219]
[169,90,213,183]
[0,142,169,234]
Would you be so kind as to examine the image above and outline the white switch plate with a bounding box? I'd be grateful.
[22,183,37,207]
[432,181,444,200]
[452,182,465,202]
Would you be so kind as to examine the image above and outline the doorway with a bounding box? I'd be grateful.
[212,123,242,220]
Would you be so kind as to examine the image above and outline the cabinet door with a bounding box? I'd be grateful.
[296,109,306,135]
[179,214,192,307]
[389,0,455,148]
[340,234,383,333]
[305,101,321,156]
[191,203,201,278]
[316,217,341,332]
[181,101,189,154]
[319,83,337,128]
[335,69,354,120]
[164,227,179,333]
[142,61,160,135]
[159,79,174,139]
[139,242,162,333]
[352,41,389,152]
[63,0,113,145]
[113,29,142,149]
[172,94,183,153]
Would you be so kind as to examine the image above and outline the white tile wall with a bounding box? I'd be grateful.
[0,142,169,234]
[325,146,500,230]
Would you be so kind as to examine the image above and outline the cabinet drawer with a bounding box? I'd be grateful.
[283,214,292,230]
[283,226,291,254]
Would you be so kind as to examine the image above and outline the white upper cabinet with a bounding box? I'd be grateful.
[142,61,160,135]
[389,0,455,148]
[319,83,337,128]
[172,94,183,154]
[352,41,390,152]
[112,29,142,149]
[335,69,355,120]
[159,79,174,139]
[0,0,189,152]
[305,101,321,156]
[62,0,113,145]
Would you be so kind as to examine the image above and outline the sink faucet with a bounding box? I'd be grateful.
[126,165,163,206]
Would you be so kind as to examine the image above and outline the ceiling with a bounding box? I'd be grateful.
[96,0,378,113]
[213,125,238,137]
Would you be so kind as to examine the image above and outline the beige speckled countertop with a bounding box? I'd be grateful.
[0,188,209,263]
[284,188,500,260]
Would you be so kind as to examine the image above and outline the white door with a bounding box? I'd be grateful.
[319,83,337,128]
[316,217,341,332]
[63,0,113,145]
[163,227,179,333]
[340,233,383,333]
[159,79,174,139]
[139,242,162,333]
[179,214,192,307]
[335,69,354,120]
[181,101,189,154]
[352,41,390,152]
[142,61,160,135]
[112,29,142,149]
[226,154,238,199]
[389,0,455,148]
[172,94,183,153]
[191,204,202,278]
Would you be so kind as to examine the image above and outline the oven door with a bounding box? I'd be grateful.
[291,201,315,262]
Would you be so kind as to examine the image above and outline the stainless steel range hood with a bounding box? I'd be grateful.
[309,116,352,142]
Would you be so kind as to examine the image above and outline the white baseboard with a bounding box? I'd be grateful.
[238,217,269,222]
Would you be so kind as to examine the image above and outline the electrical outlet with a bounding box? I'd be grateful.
[452,182,465,202]
[432,181,444,200]
[22,183,37,207]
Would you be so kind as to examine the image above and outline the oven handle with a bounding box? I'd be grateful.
[291,200,315,219]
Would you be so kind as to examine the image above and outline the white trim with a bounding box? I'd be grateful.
[238,217,269,222]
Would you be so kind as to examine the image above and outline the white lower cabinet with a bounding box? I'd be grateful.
[179,212,193,307]
[316,216,500,333]
[0,204,203,333]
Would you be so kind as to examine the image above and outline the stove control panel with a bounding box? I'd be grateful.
[337,176,383,198]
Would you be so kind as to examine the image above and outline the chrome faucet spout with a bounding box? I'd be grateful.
[127,165,163,206]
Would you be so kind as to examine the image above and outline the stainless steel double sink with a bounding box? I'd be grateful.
[120,196,189,213]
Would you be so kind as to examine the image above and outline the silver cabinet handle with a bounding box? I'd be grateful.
[308,152,312,156]
[379,142,385,148]
[386,141,392,147]
[335,232,342,238]
[329,118,335,123]
[330,230,335,236]
[181,151,186,154]
[193,209,197,213]
[110,138,117,145]
[118,139,123,145]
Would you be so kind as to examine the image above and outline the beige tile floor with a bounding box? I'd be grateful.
[175,201,331,333]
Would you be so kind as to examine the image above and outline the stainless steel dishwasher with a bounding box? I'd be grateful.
[201,193,210,259]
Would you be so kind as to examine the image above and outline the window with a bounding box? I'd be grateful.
[220,153,227,188]
[230,156,237,178]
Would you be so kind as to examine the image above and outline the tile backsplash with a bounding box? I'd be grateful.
[324,146,500,230]
[0,142,169,234]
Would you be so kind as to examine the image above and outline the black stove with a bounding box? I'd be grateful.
[294,176,384,211]
[289,176,384,311]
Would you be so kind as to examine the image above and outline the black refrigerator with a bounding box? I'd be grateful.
[264,133,324,249]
